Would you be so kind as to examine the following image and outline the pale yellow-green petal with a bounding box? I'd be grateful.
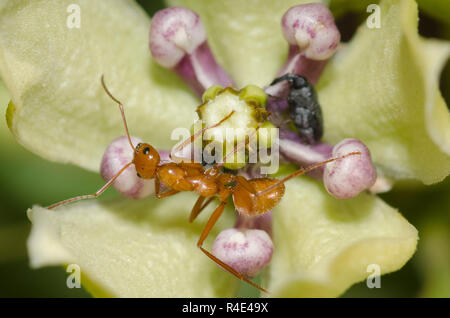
[0,0,198,172]
[0,80,9,135]
[27,193,239,297]
[317,0,450,184]
[167,0,325,88]
[267,177,418,297]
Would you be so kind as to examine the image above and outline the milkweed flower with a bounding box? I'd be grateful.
[0,0,449,297]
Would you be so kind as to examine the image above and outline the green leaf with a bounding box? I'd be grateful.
[267,177,418,297]
[27,194,239,297]
[317,0,450,184]
[0,0,198,172]
[166,0,325,88]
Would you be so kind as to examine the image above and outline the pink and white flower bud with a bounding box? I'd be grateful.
[150,7,233,96]
[277,3,340,84]
[282,3,340,60]
[100,136,155,199]
[324,139,377,199]
[150,7,206,68]
[212,228,273,278]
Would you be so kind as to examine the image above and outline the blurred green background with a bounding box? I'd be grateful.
[0,0,449,297]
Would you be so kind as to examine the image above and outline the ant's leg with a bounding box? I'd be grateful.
[154,175,180,199]
[189,196,215,222]
[235,176,256,194]
[197,199,268,293]
[256,151,361,197]
[154,176,160,197]
[47,162,133,210]
[156,189,180,199]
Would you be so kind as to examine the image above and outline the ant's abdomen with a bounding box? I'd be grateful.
[233,178,285,216]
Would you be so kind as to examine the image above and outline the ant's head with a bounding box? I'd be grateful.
[133,143,160,179]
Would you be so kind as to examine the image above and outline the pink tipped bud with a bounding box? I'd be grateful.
[324,139,377,199]
[282,3,340,60]
[150,7,206,68]
[275,3,340,83]
[100,136,155,199]
[212,228,273,278]
[150,7,233,96]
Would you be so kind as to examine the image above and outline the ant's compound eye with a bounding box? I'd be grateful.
[143,147,150,155]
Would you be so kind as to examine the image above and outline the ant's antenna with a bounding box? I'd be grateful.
[101,75,136,152]
[46,162,133,210]
[171,110,236,160]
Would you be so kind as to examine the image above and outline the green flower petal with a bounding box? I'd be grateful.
[317,0,450,184]
[0,0,198,172]
[27,194,239,297]
[167,0,324,88]
[267,177,418,297]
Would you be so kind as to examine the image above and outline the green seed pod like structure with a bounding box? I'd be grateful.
[202,85,224,102]
[257,120,277,149]
[196,85,271,169]
[239,84,267,107]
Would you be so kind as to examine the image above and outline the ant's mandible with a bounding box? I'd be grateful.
[46,76,360,293]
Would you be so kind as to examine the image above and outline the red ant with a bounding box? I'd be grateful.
[47,76,360,293]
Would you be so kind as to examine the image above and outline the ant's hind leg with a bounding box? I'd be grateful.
[235,176,256,194]
[196,199,268,294]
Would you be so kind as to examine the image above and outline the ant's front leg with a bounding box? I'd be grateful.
[154,175,180,199]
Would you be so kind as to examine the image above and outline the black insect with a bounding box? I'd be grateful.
[271,73,323,145]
